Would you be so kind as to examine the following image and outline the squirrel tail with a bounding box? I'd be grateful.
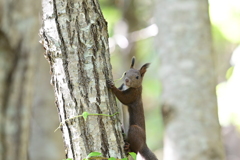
[138,145,158,160]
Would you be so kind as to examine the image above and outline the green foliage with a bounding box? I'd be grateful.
[81,151,137,160]
[145,106,163,150]
[226,66,234,79]
[99,1,121,37]
[83,152,102,160]
[128,152,137,160]
[210,0,240,43]
[87,152,102,158]
[114,71,126,82]
[82,111,89,121]
[211,25,228,45]
[54,112,118,132]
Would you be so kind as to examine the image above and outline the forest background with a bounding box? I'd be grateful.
[0,0,240,160]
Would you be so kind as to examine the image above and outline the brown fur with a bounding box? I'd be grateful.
[107,57,158,160]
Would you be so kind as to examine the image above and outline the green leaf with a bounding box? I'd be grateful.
[108,157,116,160]
[129,152,137,160]
[82,112,89,121]
[114,71,126,82]
[226,66,234,79]
[86,152,102,158]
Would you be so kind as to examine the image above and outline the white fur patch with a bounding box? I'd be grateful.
[137,152,146,160]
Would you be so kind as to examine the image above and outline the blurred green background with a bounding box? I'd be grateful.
[99,0,240,155]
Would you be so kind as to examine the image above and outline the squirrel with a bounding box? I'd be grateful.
[107,57,158,160]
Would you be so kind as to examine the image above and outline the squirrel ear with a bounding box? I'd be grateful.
[139,63,150,77]
[130,57,135,68]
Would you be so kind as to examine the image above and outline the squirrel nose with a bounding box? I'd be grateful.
[125,79,129,83]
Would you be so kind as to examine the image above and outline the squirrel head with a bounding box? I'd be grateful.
[124,57,150,88]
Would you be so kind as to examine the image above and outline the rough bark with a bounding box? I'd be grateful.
[0,0,41,159]
[39,0,125,159]
[155,0,225,160]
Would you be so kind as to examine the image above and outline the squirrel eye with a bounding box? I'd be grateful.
[136,76,139,79]
[124,72,126,75]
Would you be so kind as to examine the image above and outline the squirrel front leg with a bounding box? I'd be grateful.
[107,80,136,105]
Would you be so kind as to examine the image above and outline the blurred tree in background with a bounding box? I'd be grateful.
[0,0,64,160]
[0,0,41,159]
[102,0,240,159]
[155,0,225,159]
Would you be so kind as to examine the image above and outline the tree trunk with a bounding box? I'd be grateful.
[39,0,125,159]
[0,0,41,159]
[29,52,65,160]
[155,0,225,160]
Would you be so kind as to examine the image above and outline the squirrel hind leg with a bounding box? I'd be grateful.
[124,141,131,153]
[127,125,146,153]
[128,125,158,160]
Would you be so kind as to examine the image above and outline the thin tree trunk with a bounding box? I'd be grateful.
[39,0,125,159]
[155,0,225,160]
[0,0,41,159]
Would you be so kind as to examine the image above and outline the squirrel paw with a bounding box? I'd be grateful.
[124,141,131,153]
[106,79,115,88]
